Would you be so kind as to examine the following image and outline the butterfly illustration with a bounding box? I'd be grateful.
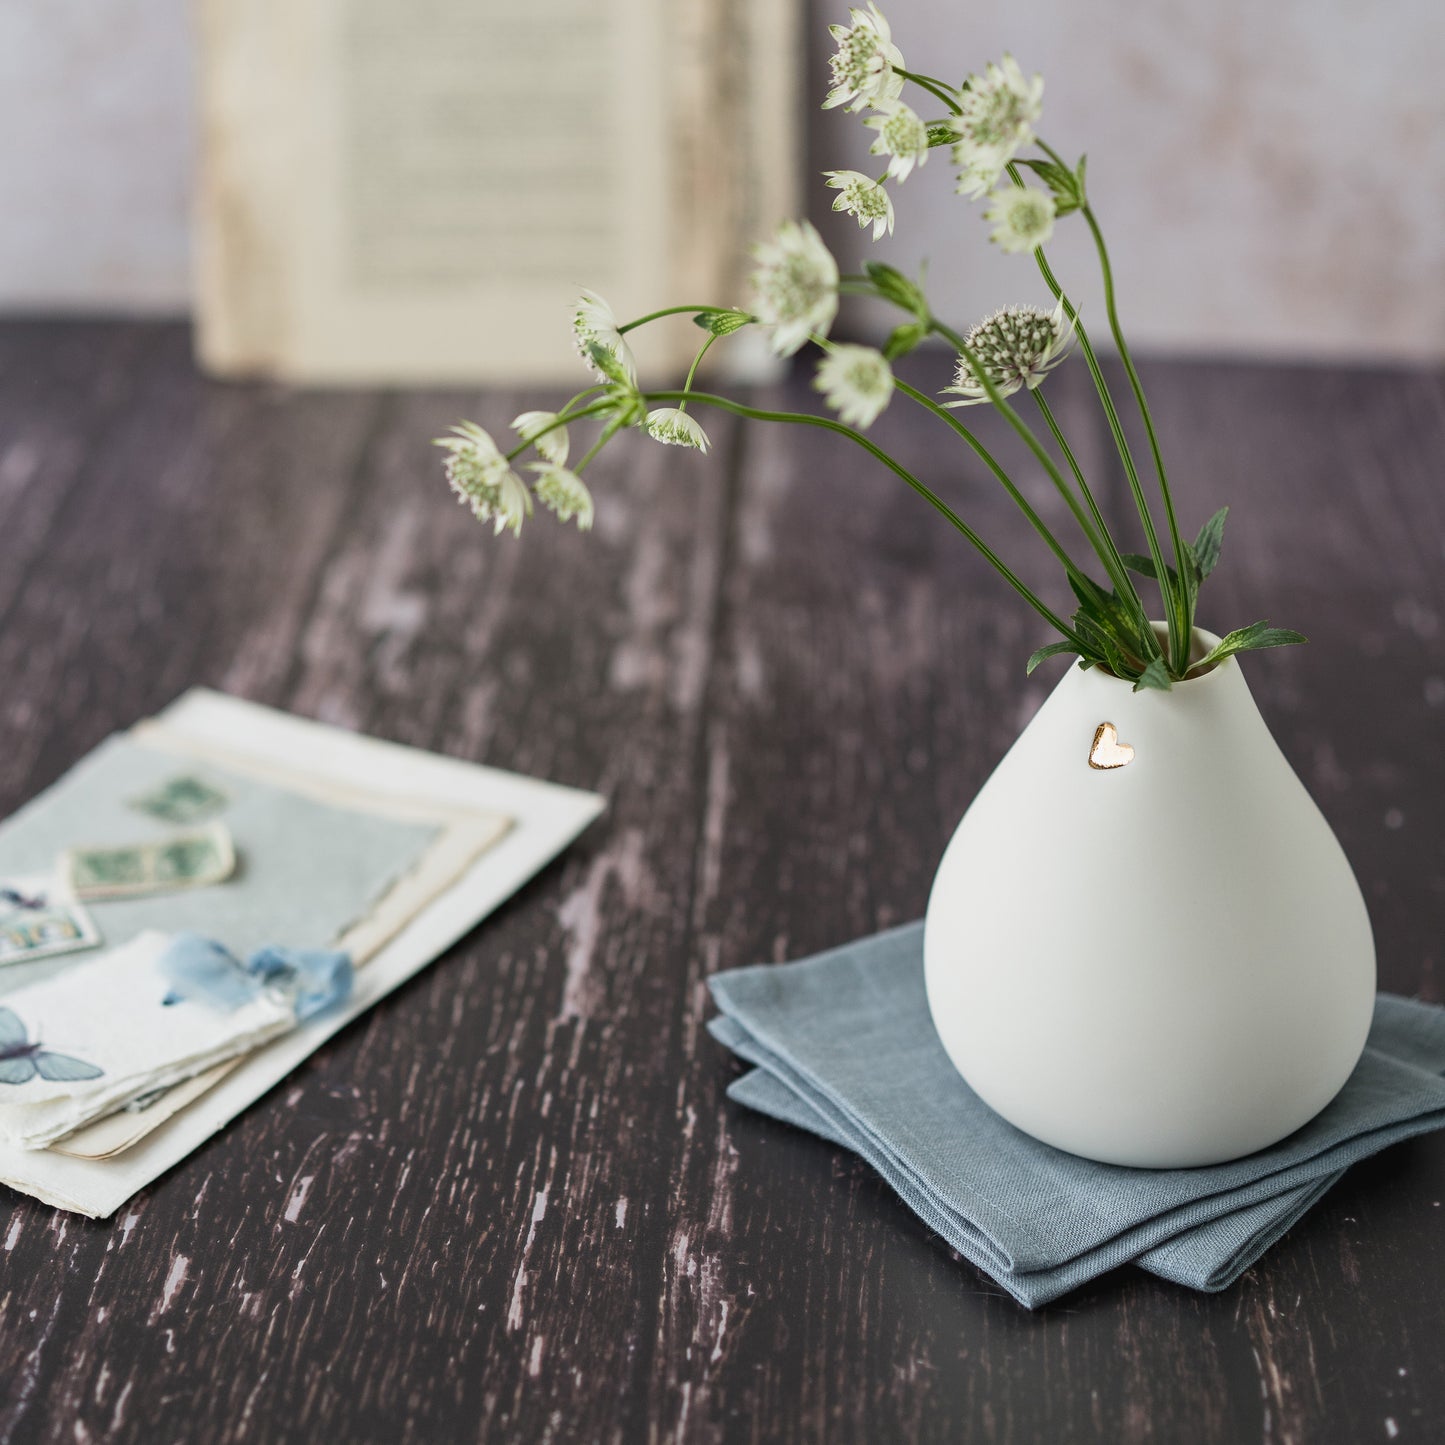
[0,1006,104,1085]
[0,886,46,910]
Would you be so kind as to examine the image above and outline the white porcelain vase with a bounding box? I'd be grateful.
[923,631,1376,1168]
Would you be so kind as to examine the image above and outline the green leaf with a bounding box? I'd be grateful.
[1247,627,1308,648]
[587,342,632,386]
[1070,574,1142,642]
[1067,575,1164,674]
[693,309,753,336]
[1120,552,1188,595]
[1119,552,1158,580]
[1071,610,1133,680]
[1068,571,1118,619]
[1180,540,1201,615]
[863,261,928,320]
[1016,158,1071,191]
[1025,641,1078,675]
[1132,657,1172,692]
[925,120,958,148]
[882,321,930,361]
[1016,156,1084,215]
[1191,622,1309,674]
[1192,506,1228,579]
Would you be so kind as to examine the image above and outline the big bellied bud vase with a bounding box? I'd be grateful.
[923,630,1376,1167]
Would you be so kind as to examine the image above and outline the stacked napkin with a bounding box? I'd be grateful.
[709,922,1445,1308]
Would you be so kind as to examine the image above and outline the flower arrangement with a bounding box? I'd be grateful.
[438,4,1304,689]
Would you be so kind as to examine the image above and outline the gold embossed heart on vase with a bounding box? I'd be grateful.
[923,627,1376,1168]
[1087,722,1134,770]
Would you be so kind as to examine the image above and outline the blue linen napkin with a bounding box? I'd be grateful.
[707,922,1445,1308]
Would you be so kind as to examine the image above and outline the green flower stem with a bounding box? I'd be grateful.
[1030,141,1190,669]
[569,416,627,476]
[504,399,612,464]
[1009,164,1176,669]
[644,388,1083,646]
[1033,150,1179,558]
[553,385,606,419]
[927,313,1117,566]
[893,378,1094,589]
[1029,389,1151,634]
[838,267,1150,659]
[895,69,962,114]
[1078,202,1191,671]
[679,333,719,402]
[618,305,742,334]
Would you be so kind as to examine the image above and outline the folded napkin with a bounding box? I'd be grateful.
[708,922,1445,1308]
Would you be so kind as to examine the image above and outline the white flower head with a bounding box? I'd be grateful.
[529,462,594,531]
[511,410,569,465]
[823,170,895,242]
[941,301,1075,406]
[749,220,840,357]
[951,55,1043,199]
[983,184,1056,253]
[645,407,711,453]
[814,344,894,429]
[952,143,1008,202]
[864,99,929,183]
[435,422,532,536]
[824,3,905,113]
[573,290,637,383]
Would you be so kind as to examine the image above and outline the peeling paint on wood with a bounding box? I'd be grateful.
[0,324,1441,1442]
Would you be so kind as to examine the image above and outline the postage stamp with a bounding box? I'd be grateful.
[63,822,237,901]
[126,774,230,826]
[0,875,102,966]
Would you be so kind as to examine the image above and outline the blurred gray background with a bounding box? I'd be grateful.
[3,0,1442,361]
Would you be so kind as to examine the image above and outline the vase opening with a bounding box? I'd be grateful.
[1093,623,1223,684]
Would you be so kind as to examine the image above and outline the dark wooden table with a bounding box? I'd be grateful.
[1,321,1442,1443]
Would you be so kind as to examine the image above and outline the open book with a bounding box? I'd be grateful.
[195,0,800,384]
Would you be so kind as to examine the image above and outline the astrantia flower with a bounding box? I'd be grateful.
[511,410,569,465]
[823,170,895,242]
[529,463,594,531]
[749,220,840,356]
[951,55,1044,199]
[573,290,637,383]
[814,344,894,429]
[983,184,1056,253]
[952,144,1008,202]
[435,422,532,536]
[824,3,905,113]
[864,99,930,183]
[941,302,1075,406]
[645,408,711,453]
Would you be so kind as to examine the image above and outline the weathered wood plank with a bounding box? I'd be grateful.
[0,325,1440,1445]
[0,322,161,639]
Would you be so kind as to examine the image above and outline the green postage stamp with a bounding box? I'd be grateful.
[0,875,102,965]
[126,773,230,826]
[62,822,237,902]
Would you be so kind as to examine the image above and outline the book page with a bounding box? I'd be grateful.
[197,0,683,383]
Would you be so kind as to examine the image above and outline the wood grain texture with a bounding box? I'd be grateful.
[0,322,1441,1444]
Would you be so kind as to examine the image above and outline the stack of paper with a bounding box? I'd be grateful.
[0,689,603,1216]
